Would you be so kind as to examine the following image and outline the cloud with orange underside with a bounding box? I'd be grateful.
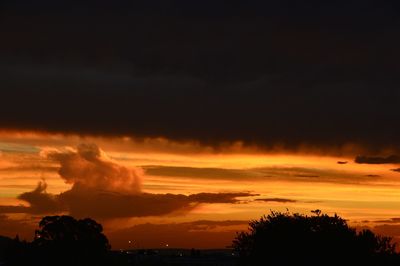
[0,143,257,219]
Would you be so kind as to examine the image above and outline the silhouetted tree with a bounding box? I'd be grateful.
[32,215,111,265]
[4,215,111,266]
[233,211,399,266]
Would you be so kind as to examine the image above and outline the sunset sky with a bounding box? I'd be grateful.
[1,0,400,249]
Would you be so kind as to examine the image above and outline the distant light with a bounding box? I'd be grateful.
[128,240,132,244]
[165,244,169,247]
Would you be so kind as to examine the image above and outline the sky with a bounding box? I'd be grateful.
[1,0,400,249]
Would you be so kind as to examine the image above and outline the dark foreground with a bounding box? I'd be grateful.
[2,213,400,266]
[110,248,237,266]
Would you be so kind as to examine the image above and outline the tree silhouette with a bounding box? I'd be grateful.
[233,211,399,266]
[3,216,116,266]
[31,215,110,265]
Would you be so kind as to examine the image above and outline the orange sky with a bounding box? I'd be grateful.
[1,131,400,249]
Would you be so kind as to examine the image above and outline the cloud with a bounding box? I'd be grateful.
[45,143,141,194]
[255,198,297,203]
[144,165,379,184]
[0,144,257,218]
[391,168,400,173]
[375,218,400,224]
[0,184,256,219]
[0,165,58,172]
[0,181,62,215]
[58,187,256,218]
[187,192,256,204]
[0,2,400,153]
[294,174,319,178]
[17,180,61,214]
[354,155,400,164]
[144,166,253,180]
[0,181,63,215]
[337,161,348,165]
[0,205,29,214]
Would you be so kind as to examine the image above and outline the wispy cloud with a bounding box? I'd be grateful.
[144,165,381,184]
[255,198,297,203]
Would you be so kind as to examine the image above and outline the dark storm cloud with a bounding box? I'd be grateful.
[355,155,400,164]
[1,1,400,152]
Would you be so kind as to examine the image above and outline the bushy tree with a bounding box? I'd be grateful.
[233,211,398,266]
[33,215,111,265]
[5,215,111,266]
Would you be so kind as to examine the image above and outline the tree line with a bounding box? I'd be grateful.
[1,211,399,265]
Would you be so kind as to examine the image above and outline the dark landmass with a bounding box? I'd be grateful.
[2,212,400,265]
